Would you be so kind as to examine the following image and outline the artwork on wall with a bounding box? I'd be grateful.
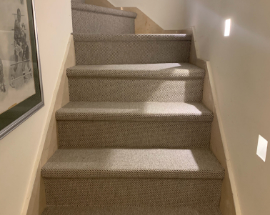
[0,0,44,139]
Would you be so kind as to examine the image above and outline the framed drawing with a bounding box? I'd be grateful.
[0,0,44,139]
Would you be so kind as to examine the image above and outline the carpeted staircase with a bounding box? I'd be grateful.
[41,1,224,214]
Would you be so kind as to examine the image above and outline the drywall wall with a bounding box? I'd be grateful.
[0,1,73,215]
[108,0,185,30]
[183,1,270,215]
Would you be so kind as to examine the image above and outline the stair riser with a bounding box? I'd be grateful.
[57,121,211,148]
[68,78,203,102]
[44,178,222,207]
[74,40,191,65]
[42,206,222,215]
[72,10,135,34]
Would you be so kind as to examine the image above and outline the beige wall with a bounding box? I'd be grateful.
[183,1,270,215]
[109,0,186,30]
[0,1,73,215]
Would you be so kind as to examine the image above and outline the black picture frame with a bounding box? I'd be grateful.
[0,0,44,139]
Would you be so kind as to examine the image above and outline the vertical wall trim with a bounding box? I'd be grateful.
[206,62,242,215]
[20,36,74,215]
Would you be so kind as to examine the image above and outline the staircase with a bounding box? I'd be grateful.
[41,1,224,214]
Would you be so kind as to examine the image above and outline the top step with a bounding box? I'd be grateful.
[74,34,192,65]
[72,2,137,19]
[72,2,137,34]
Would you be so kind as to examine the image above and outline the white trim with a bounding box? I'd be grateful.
[20,35,74,215]
[206,62,242,215]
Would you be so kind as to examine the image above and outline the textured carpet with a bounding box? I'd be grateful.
[57,120,212,148]
[72,3,136,34]
[55,102,213,121]
[72,11,135,34]
[42,206,222,215]
[41,1,224,214]
[67,63,205,102]
[42,148,224,179]
[72,2,137,18]
[73,34,191,65]
[44,178,222,207]
[73,34,192,42]
[43,149,223,207]
[68,78,204,102]
[67,63,205,80]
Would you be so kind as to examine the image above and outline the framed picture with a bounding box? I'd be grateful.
[0,0,44,139]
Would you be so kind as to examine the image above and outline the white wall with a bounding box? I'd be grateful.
[183,1,270,215]
[0,1,72,215]
[109,0,185,30]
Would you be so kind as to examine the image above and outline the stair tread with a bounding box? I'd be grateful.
[42,206,222,215]
[73,33,192,42]
[56,102,213,121]
[42,148,224,179]
[72,2,137,19]
[67,63,204,79]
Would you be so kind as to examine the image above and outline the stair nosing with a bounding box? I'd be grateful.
[72,2,137,19]
[66,63,205,80]
[41,148,225,180]
[55,102,213,122]
[42,205,222,215]
[72,33,192,42]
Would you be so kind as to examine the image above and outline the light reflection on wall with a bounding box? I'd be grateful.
[224,19,231,37]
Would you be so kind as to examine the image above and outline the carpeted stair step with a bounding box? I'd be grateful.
[42,148,224,179]
[67,63,205,79]
[73,34,191,65]
[42,148,224,207]
[67,63,205,102]
[56,102,213,148]
[42,206,222,215]
[56,102,213,121]
[72,2,137,34]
